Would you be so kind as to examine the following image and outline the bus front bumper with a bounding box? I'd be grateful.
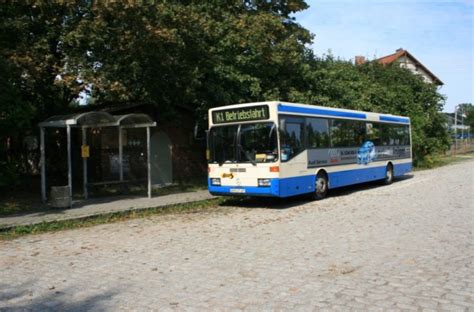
[208,178,280,197]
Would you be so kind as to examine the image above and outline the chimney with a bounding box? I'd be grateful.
[396,48,404,52]
[355,56,366,65]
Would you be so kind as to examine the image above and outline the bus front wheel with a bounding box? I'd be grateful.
[313,172,328,200]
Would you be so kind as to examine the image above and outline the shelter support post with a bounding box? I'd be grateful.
[82,127,88,199]
[119,126,123,182]
[67,125,72,207]
[454,107,458,157]
[147,127,151,198]
[40,127,46,203]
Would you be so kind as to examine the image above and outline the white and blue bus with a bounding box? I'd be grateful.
[207,102,412,199]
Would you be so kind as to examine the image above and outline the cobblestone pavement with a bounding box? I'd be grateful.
[1,161,473,311]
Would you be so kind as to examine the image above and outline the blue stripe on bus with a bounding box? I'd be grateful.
[328,166,387,188]
[279,175,315,197]
[208,162,412,198]
[394,162,412,176]
[327,163,412,188]
[278,104,366,119]
[379,115,410,123]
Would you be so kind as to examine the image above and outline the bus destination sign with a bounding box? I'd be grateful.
[212,105,270,124]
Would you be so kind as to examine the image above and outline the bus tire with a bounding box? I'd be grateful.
[383,163,394,185]
[313,172,328,200]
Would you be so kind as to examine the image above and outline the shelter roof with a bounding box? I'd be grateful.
[39,111,155,128]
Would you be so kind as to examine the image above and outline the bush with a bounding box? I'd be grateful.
[0,160,21,190]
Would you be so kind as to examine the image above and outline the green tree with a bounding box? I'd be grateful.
[0,0,452,186]
[457,103,473,129]
[58,1,312,119]
[284,55,450,164]
[0,3,84,187]
[0,0,313,186]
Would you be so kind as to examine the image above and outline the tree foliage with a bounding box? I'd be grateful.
[0,0,450,184]
[457,103,474,129]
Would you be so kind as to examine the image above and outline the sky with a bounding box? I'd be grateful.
[294,0,473,113]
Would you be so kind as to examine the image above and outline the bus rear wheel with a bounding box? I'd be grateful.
[383,164,394,185]
[313,173,328,200]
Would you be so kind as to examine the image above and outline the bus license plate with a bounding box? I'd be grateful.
[230,188,246,194]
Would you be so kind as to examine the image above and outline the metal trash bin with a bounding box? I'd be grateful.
[50,186,71,208]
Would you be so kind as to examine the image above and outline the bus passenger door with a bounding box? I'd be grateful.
[279,117,309,196]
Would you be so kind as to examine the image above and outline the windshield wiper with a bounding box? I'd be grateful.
[238,145,256,166]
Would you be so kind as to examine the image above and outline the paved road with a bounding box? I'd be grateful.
[1,161,473,311]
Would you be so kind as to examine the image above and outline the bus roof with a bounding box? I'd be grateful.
[209,101,410,124]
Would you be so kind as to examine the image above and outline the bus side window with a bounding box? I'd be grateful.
[368,123,382,146]
[306,118,330,148]
[331,119,358,147]
[353,121,366,146]
[279,117,304,161]
[379,123,392,145]
[402,125,410,145]
[391,124,410,146]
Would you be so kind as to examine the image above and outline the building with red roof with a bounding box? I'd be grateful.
[356,48,443,86]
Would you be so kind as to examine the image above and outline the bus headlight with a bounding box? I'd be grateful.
[258,178,271,187]
[210,178,221,186]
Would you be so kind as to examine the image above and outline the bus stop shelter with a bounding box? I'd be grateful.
[39,112,156,207]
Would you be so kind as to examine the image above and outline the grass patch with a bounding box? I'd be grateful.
[0,197,227,241]
[414,153,474,171]
[0,202,30,216]
[0,194,44,217]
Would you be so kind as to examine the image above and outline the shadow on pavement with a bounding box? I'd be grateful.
[219,174,414,210]
[0,281,119,311]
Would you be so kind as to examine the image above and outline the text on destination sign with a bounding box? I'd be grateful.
[212,105,269,124]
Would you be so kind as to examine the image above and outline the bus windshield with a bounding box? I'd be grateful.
[208,122,278,164]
